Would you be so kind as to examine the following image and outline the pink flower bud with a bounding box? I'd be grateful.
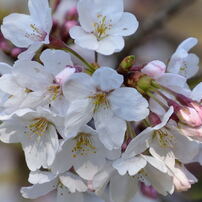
[141,60,166,79]
[55,67,75,85]
[148,112,161,126]
[179,124,202,141]
[11,48,24,58]
[177,107,202,127]
[66,7,78,18]
[140,182,158,199]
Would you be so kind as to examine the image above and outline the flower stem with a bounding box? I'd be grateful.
[146,91,168,110]
[49,37,93,70]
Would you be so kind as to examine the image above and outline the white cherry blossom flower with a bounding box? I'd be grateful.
[63,67,149,150]
[0,49,74,114]
[167,37,199,79]
[124,107,199,167]
[1,0,52,59]
[70,0,139,55]
[21,170,87,202]
[0,107,64,171]
[51,125,113,180]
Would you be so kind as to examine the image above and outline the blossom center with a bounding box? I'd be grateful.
[72,133,96,158]
[26,118,50,137]
[89,92,110,112]
[93,15,112,40]
[48,85,62,101]
[153,129,175,148]
[25,24,47,42]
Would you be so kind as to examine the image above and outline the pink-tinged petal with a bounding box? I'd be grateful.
[141,60,166,79]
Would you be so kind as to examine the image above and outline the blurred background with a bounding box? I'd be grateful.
[0,0,201,201]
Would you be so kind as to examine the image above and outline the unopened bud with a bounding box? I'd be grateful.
[141,60,166,79]
[179,123,202,141]
[177,107,202,127]
[11,48,24,58]
[118,55,135,73]
[140,182,158,199]
[149,112,161,126]
[55,67,75,85]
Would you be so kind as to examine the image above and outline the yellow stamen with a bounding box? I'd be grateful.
[93,15,112,40]
[48,85,61,101]
[72,133,96,158]
[153,129,175,148]
[89,92,110,112]
[27,118,50,137]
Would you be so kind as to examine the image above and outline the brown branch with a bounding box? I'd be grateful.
[118,0,197,60]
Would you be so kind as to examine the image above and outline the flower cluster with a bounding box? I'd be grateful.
[0,0,202,201]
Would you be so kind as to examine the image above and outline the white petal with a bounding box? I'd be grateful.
[113,156,147,176]
[123,128,152,159]
[57,187,84,202]
[171,128,200,163]
[182,53,199,78]
[77,0,123,32]
[28,171,57,184]
[92,162,115,195]
[192,82,202,102]
[109,12,139,36]
[143,155,167,173]
[0,74,23,95]
[96,36,124,55]
[28,0,52,35]
[62,72,96,102]
[59,172,87,193]
[152,106,174,130]
[40,49,73,76]
[70,26,98,50]
[13,60,53,91]
[0,119,23,143]
[65,99,94,137]
[0,62,12,74]
[92,67,123,91]
[94,108,126,150]
[21,179,58,199]
[109,87,149,121]
[18,43,42,60]
[110,174,138,202]
[1,14,36,47]
[22,124,59,171]
[158,73,187,91]
[75,159,105,181]
[145,164,174,195]
[177,37,198,51]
